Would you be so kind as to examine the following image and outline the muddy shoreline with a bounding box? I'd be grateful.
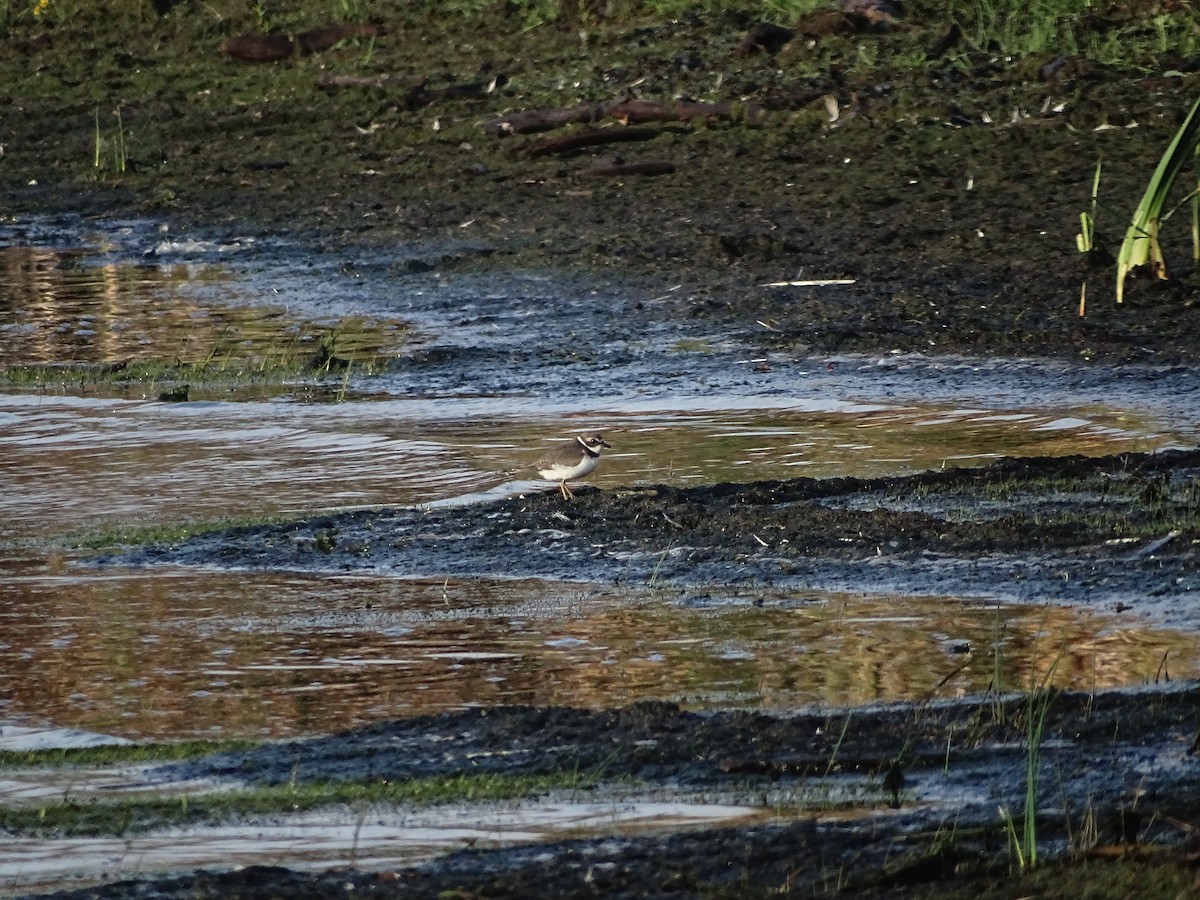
[4,4,1200,366]
[28,684,1200,899]
[116,447,1200,625]
[6,2,1200,897]
[28,447,1191,898]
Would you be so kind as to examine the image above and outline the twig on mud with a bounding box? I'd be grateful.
[1154,648,1170,683]
[824,712,853,778]
[483,98,765,136]
[762,278,857,287]
[220,24,379,61]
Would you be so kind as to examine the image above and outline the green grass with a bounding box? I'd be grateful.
[1076,158,1102,254]
[0,771,605,837]
[1001,652,1061,870]
[0,739,263,770]
[6,0,1198,71]
[0,360,265,390]
[66,514,298,550]
[0,279,402,391]
[0,353,384,389]
[477,0,1200,69]
[0,356,388,395]
[93,103,127,175]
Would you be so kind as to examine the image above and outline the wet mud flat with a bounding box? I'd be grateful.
[119,446,1200,626]
[32,446,1196,898]
[29,686,1200,900]
[7,3,1200,896]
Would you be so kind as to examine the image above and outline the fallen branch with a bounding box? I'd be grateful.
[298,23,378,53]
[483,102,608,136]
[220,33,295,62]
[484,98,764,136]
[315,73,415,89]
[735,22,795,56]
[606,98,764,125]
[762,278,857,287]
[220,23,378,62]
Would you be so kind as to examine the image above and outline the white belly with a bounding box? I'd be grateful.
[538,454,598,482]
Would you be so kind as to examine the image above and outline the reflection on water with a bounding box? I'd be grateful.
[2,224,1200,748]
[0,798,770,894]
[0,393,1182,539]
[0,232,1190,541]
[0,246,406,369]
[1,563,1195,740]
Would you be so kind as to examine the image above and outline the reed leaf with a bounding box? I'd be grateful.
[1116,96,1200,303]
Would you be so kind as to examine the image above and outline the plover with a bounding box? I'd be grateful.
[535,433,611,499]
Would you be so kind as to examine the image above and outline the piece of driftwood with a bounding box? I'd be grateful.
[220,23,377,62]
[926,22,961,59]
[315,73,428,109]
[579,161,675,178]
[315,73,415,89]
[841,0,903,28]
[484,98,764,136]
[795,0,903,38]
[220,33,295,61]
[423,81,494,101]
[608,98,763,125]
[528,126,660,157]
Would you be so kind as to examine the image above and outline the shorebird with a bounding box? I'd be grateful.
[535,433,611,499]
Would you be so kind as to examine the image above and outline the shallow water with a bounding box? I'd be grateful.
[0,793,772,894]
[2,562,1195,740]
[6,217,1200,896]
[0,243,406,370]
[0,390,1183,540]
[2,220,1200,743]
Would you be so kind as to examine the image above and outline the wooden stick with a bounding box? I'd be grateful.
[484,98,765,136]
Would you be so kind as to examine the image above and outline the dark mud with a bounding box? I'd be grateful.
[115,447,1200,627]
[3,3,1200,364]
[36,687,1200,899]
[49,449,1199,898]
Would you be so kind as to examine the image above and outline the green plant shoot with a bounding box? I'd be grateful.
[1076,158,1101,253]
[1116,96,1200,302]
